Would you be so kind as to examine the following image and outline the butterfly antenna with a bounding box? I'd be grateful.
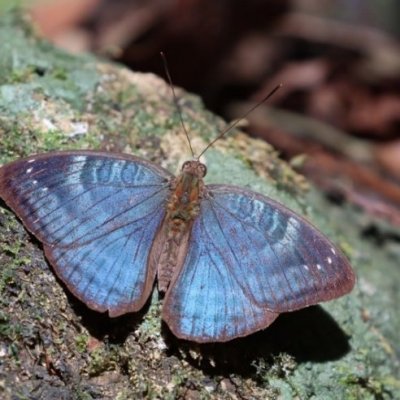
[160,52,195,158]
[197,83,283,159]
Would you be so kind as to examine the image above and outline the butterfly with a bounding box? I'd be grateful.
[0,145,355,343]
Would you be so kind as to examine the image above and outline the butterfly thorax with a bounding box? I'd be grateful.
[155,160,207,292]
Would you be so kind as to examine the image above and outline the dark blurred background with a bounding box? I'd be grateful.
[2,0,400,225]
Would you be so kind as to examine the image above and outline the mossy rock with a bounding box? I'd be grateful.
[0,10,399,400]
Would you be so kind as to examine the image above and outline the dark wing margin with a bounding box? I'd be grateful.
[162,184,355,342]
[0,151,173,316]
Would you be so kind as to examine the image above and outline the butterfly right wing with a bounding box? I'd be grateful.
[0,151,172,316]
[162,184,354,342]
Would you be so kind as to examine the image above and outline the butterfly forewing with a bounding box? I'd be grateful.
[0,151,172,316]
[163,184,355,342]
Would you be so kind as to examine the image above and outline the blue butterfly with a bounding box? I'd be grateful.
[0,149,355,342]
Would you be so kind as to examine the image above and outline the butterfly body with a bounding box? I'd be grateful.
[156,160,206,292]
[0,151,355,342]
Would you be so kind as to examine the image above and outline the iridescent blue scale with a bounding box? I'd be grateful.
[0,150,355,342]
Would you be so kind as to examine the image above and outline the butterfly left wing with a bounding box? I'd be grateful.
[162,184,355,342]
[0,151,172,316]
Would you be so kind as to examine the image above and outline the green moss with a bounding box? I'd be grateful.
[75,334,89,353]
[135,298,162,343]
[87,345,120,376]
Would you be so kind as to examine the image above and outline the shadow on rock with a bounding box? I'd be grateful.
[65,292,150,344]
[163,305,352,376]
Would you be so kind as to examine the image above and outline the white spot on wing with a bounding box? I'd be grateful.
[32,180,38,185]
[317,264,322,270]
[26,167,33,173]
[327,256,332,264]
[74,155,87,163]
[331,247,336,255]
[69,155,87,174]
[303,265,309,271]
[28,159,35,163]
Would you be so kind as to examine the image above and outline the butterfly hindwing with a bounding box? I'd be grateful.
[0,151,172,316]
[162,184,355,342]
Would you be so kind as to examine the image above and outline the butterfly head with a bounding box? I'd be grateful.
[181,160,207,178]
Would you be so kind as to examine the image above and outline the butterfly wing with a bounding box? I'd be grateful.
[162,184,355,342]
[0,151,172,316]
